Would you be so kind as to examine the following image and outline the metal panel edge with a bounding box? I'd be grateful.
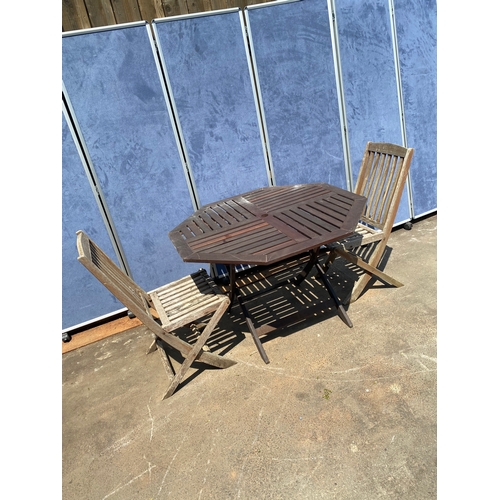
[240,9,275,187]
[244,8,277,186]
[62,20,147,37]
[151,22,201,210]
[62,99,93,194]
[62,307,127,335]
[328,0,353,191]
[246,0,302,12]
[411,208,436,220]
[153,7,240,24]
[388,0,414,219]
[146,23,199,211]
[62,81,133,277]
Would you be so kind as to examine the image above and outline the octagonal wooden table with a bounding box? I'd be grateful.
[169,183,367,363]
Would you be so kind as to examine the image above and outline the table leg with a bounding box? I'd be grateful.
[227,264,236,312]
[230,264,269,363]
[314,259,353,328]
[237,294,270,364]
[227,249,351,363]
[292,249,319,286]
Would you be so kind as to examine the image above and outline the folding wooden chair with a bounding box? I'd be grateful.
[323,142,414,303]
[76,230,234,399]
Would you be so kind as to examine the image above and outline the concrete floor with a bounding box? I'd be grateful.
[62,214,437,500]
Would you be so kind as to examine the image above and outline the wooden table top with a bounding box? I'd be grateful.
[169,183,367,266]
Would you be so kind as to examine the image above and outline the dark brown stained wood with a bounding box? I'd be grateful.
[84,0,116,27]
[201,207,236,227]
[169,183,367,266]
[315,198,350,222]
[187,220,269,250]
[245,183,328,208]
[264,215,311,241]
[283,207,336,233]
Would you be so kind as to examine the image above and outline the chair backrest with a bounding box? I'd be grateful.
[355,142,414,233]
[76,230,157,329]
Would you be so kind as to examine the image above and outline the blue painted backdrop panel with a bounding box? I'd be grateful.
[62,24,202,294]
[247,0,347,188]
[394,0,437,217]
[335,0,410,223]
[62,111,122,330]
[154,12,269,207]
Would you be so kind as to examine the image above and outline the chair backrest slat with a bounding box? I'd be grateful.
[373,153,396,223]
[369,152,389,221]
[76,231,154,326]
[355,142,414,232]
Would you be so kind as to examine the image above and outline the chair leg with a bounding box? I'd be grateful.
[153,325,236,369]
[161,300,231,399]
[322,248,337,272]
[190,323,211,351]
[335,248,404,287]
[335,243,403,303]
[147,338,158,354]
[349,273,373,303]
[155,338,176,383]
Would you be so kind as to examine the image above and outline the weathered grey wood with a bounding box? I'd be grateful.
[324,142,414,302]
[161,300,228,399]
[333,247,404,288]
[155,338,176,384]
[76,230,235,399]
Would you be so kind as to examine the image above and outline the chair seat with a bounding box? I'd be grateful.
[150,270,229,331]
